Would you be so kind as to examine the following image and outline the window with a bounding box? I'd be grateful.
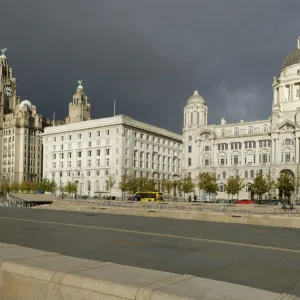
[246,183,252,192]
[188,145,192,153]
[88,132,92,138]
[106,158,110,166]
[96,149,100,156]
[52,154,56,159]
[106,130,110,135]
[220,158,225,165]
[96,170,100,176]
[88,150,92,157]
[234,128,239,136]
[52,162,56,168]
[68,135,72,140]
[87,171,91,176]
[250,170,254,178]
[87,160,91,167]
[68,152,72,158]
[88,141,92,147]
[96,159,100,166]
[68,161,71,168]
[105,149,110,155]
[78,134,82,139]
[53,137,56,142]
[248,127,253,134]
[204,159,210,166]
[244,170,248,178]
[188,135,192,141]
[221,130,225,137]
[222,171,226,179]
[262,153,268,163]
[77,161,81,167]
[60,153,64,159]
[188,158,192,166]
[219,184,224,192]
[263,125,268,133]
[284,139,294,146]
[285,153,291,162]
[204,146,210,151]
[77,151,82,158]
[233,155,239,164]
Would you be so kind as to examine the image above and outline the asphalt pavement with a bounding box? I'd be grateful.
[0,206,300,296]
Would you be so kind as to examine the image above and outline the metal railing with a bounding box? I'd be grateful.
[53,198,300,216]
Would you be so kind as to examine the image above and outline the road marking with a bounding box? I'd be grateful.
[0,216,299,254]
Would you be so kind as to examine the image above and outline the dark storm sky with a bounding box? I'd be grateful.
[1,0,300,133]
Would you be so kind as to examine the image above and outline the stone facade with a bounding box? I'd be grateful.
[183,38,300,201]
[42,114,182,197]
[0,50,58,183]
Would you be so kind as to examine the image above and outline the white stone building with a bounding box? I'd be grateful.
[183,37,300,201]
[42,86,182,197]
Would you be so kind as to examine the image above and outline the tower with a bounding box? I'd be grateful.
[0,48,17,126]
[66,80,91,124]
[183,90,207,130]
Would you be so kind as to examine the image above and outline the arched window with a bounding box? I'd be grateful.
[234,128,239,136]
[3,138,7,143]
[248,127,253,134]
[219,184,224,192]
[263,124,268,133]
[221,130,225,137]
[87,181,91,192]
[284,139,294,146]
[246,183,252,192]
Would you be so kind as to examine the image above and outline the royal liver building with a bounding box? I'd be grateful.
[183,37,300,200]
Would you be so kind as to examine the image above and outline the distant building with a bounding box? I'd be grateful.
[0,49,59,183]
[183,37,300,200]
[42,84,182,197]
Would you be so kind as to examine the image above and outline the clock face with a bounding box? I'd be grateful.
[4,85,13,97]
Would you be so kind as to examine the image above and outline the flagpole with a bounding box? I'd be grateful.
[113,99,116,116]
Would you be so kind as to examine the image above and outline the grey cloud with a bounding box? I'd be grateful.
[1,0,300,133]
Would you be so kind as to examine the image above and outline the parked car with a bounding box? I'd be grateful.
[233,199,255,204]
[264,201,281,206]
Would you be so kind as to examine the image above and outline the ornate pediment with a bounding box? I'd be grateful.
[271,120,300,134]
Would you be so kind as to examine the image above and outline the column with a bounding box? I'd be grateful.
[295,137,298,164]
[291,84,294,101]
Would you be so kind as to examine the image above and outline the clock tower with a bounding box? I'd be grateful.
[0,48,17,125]
[65,80,91,124]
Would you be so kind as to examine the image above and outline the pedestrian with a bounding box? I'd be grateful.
[193,195,197,202]
[188,195,192,202]
[282,203,287,213]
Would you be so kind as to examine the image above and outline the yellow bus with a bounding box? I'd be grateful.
[135,192,164,202]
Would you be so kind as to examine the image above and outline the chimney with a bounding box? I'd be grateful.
[221,118,227,125]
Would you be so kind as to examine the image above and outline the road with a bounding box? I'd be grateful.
[0,207,300,296]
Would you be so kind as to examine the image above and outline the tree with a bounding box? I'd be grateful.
[64,181,78,198]
[225,175,244,201]
[119,175,130,200]
[251,172,269,203]
[37,179,56,193]
[276,171,294,204]
[181,175,195,201]
[163,180,173,199]
[10,182,20,193]
[172,179,180,197]
[106,174,116,199]
[196,172,218,201]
